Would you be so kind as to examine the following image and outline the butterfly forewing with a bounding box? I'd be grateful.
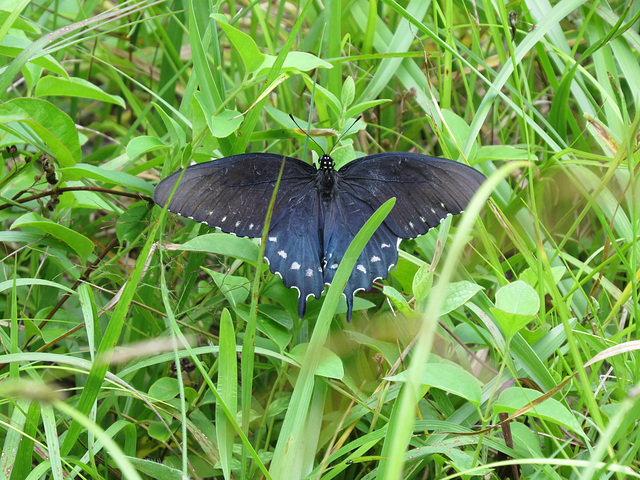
[336,152,486,238]
[153,154,317,237]
[322,184,401,319]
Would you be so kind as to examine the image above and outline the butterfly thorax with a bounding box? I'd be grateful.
[317,155,337,201]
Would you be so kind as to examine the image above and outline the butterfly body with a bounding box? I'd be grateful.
[154,152,485,320]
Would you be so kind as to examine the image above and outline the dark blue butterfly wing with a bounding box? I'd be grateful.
[153,153,317,237]
[324,153,485,320]
[154,154,324,316]
[264,188,324,317]
[322,184,401,320]
[336,152,485,237]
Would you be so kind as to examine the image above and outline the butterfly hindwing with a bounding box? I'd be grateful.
[322,184,401,320]
[264,188,324,318]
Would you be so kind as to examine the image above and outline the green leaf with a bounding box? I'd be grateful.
[382,285,412,313]
[126,456,184,480]
[412,264,433,304]
[386,361,482,406]
[59,163,154,194]
[177,233,259,263]
[496,280,540,316]
[341,76,355,108]
[216,20,265,74]
[344,98,391,120]
[209,109,243,138]
[35,76,125,108]
[10,212,93,260]
[256,51,333,77]
[126,136,168,160]
[202,267,250,307]
[216,309,237,480]
[289,344,344,379]
[148,421,173,442]
[149,377,179,401]
[491,280,541,340]
[494,388,585,438]
[425,280,482,316]
[519,266,565,289]
[0,98,81,166]
[116,203,150,243]
[302,76,342,116]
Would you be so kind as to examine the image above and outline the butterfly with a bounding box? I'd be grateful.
[153,151,485,321]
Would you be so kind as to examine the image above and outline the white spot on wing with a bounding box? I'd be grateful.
[278,250,287,259]
[381,243,391,249]
[357,264,367,274]
[268,236,277,242]
[305,268,314,277]
[430,208,436,214]
[409,221,414,228]
[249,223,254,230]
[221,216,227,222]
[440,202,445,209]
[331,263,338,270]
[235,221,241,227]
[291,262,301,270]
[420,216,426,223]
[371,255,380,262]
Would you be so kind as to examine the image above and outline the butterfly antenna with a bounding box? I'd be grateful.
[328,115,362,155]
[289,114,326,154]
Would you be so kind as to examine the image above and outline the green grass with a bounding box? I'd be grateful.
[1,1,640,479]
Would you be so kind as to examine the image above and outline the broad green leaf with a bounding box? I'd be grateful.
[382,285,412,313]
[475,145,538,162]
[496,280,540,316]
[494,388,585,438]
[412,264,433,304]
[289,344,344,379]
[148,377,179,401]
[425,280,482,316]
[341,76,355,108]
[0,35,68,79]
[35,76,125,107]
[116,203,150,243]
[178,233,259,263]
[386,361,482,406]
[59,163,154,194]
[216,20,265,74]
[10,212,93,260]
[126,136,168,160]
[520,266,566,289]
[0,98,81,166]
[256,51,332,77]
[347,331,400,366]
[209,110,243,138]
[202,267,250,307]
[148,421,173,442]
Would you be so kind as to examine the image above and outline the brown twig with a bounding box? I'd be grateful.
[1,186,153,211]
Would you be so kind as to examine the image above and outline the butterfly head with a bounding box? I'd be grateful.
[319,154,335,171]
